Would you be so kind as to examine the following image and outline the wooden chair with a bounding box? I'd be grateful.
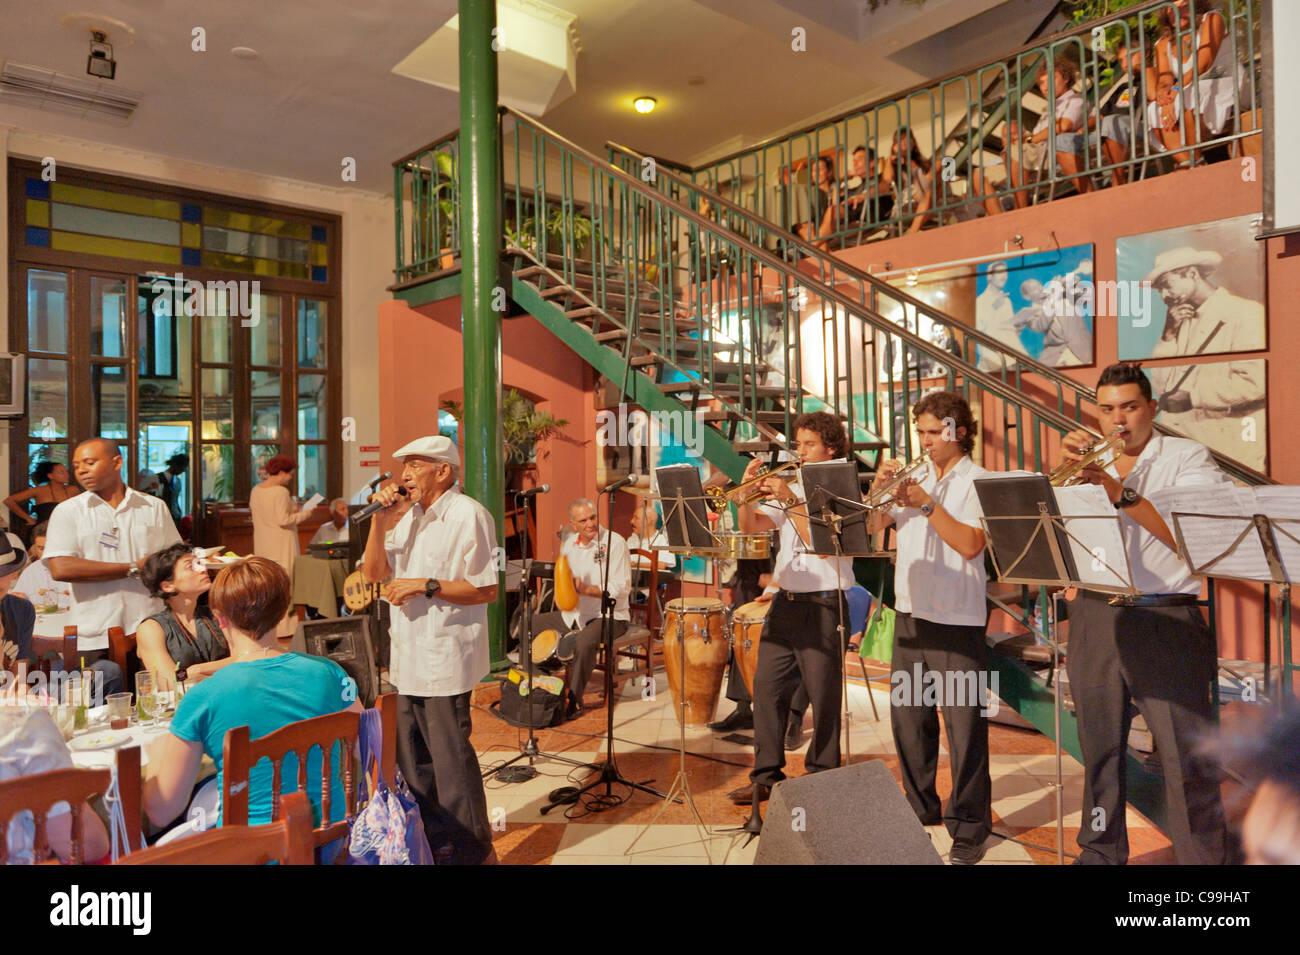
[31,627,78,678]
[594,548,659,698]
[107,626,139,682]
[375,693,397,785]
[119,790,313,865]
[221,710,361,854]
[0,745,142,863]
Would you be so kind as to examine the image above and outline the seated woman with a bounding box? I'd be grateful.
[969,58,1089,215]
[1147,1,1239,168]
[0,707,110,864]
[143,557,362,834]
[880,129,935,234]
[0,533,35,671]
[137,543,232,691]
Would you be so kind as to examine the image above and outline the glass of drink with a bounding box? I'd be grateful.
[106,692,133,731]
[135,671,158,727]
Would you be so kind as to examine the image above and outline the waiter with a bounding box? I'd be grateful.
[727,411,852,806]
[869,390,993,865]
[362,435,497,865]
[1058,362,1235,865]
[529,498,631,720]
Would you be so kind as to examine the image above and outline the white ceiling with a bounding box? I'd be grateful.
[0,0,1061,193]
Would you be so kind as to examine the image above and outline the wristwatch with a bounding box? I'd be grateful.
[1114,487,1140,509]
[919,502,935,518]
[126,564,141,580]
[424,578,441,599]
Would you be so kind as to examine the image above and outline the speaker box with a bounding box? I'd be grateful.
[291,615,382,707]
[754,760,943,865]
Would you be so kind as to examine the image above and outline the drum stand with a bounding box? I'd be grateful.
[488,490,594,782]
[627,490,723,861]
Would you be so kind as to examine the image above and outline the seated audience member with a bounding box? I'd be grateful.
[309,499,351,546]
[970,58,1089,215]
[137,543,231,691]
[626,505,676,573]
[143,557,362,834]
[880,129,935,234]
[0,534,35,671]
[12,523,70,611]
[0,707,110,864]
[1216,708,1300,865]
[1148,1,1239,168]
[1066,41,1155,186]
[816,146,894,248]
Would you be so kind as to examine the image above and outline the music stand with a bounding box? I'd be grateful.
[974,474,1138,865]
[1170,511,1300,704]
[656,464,723,555]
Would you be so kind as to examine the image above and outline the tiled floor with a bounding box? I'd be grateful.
[471,663,1177,865]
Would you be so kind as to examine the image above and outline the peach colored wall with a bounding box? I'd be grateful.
[376,298,596,560]
[833,162,1292,667]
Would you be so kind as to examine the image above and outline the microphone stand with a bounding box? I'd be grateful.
[573,483,666,804]
[488,490,593,781]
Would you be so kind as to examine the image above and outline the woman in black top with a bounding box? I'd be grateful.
[137,543,231,691]
[3,462,80,534]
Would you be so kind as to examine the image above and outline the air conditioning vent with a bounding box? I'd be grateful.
[0,61,140,124]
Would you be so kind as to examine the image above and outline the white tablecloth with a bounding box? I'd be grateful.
[68,721,172,769]
[32,610,74,639]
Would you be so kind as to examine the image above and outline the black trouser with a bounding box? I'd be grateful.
[750,591,845,786]
[889,613,992,843]
[1066,593,1234,865]
[529,610,628,702]
[395,691,492,865]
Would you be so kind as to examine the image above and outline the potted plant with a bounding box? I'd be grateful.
[440,390,568,490]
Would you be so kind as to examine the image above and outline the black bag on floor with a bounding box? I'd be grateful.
[496,679,565,729]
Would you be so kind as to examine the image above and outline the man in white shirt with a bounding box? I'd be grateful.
[870,391,993,864]
[975,261,1023,371]
[728,411,854,807]
[1058,363,1235,865]
[527,498,632,719]
[12,522,70,610]
[44,438,182,696]
[626,504,675,574]
[362,435,498,865]
[309,498,350,546]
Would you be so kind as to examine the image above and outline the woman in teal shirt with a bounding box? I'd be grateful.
[144,557,361,833]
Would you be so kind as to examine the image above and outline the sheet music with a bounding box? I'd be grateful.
[1055,484,1132,589]
[1155,486,1270,580]
[1252,486,1300,579]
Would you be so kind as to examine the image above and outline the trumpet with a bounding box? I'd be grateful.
[1049,431,1125,487]
[706,461,800,512]
[864,452,931,510]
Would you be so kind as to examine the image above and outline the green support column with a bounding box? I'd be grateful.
[459,0,506,671]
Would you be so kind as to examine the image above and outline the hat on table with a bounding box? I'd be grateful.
[392,435,460,470]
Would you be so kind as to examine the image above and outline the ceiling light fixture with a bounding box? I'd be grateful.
[633,96,657,114]
[87,31,116,80]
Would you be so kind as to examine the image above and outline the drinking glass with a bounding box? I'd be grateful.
[135,671,158,727]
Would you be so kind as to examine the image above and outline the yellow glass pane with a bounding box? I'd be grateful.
[49,182,179,220]
[199,251,309,279]
[310,242,328,266]
[203,207,312,240]
[181,222,201,247]
[49,231,182,265]
[26,199,50,228]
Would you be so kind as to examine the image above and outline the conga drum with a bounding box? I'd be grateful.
[661,597,729,725]
[731,599,772,696]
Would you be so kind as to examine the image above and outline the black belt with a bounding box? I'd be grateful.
[1079,590,1198,608]
[781,589,846,603]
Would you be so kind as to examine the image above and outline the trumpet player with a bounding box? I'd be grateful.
[868,390,993,864]
[1056,362,1235,865]
[727,411,853,807]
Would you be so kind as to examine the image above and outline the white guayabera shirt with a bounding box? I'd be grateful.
[759,477,854,593]
[42,489,182,651]
[560,530,631,629]
[384,487,497,697]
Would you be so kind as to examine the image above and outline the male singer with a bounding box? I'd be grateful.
[362,435,497,865]
[1057,362,1235,865]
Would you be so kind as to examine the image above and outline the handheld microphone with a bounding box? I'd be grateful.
[366,471,392,491]
[354,485,408,520]
[517,484,551,497]
[602,475,636,494]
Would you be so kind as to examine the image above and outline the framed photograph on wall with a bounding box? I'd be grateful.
[1149,358,1266,473]
[974,244,1095,370]
[1115,214,1265,361]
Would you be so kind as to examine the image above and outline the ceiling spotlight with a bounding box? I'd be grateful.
[633,96,657,114]
[87,31,116,80]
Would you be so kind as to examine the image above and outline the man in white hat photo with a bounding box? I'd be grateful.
[1144,246,1266,471]
[361,434,498,865]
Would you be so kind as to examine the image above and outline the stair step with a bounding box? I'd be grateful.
[592,328,630,343]
[658,381,788,400]
[628,355,766,377]
[732,439,888,454]
[697,409,793,424]
[539,284,575,300]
